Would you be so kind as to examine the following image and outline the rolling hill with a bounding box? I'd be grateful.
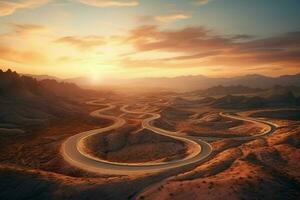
[0,69,98,131]
[211,86,300,109]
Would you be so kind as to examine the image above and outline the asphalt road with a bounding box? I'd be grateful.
[61,100,277,175]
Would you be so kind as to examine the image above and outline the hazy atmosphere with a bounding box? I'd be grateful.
[0,1,300,200]
[1,0,300,80]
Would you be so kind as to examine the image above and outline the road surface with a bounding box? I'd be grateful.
[61,100,277,175]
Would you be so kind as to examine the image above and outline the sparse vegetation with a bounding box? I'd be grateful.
[0,70,299,200]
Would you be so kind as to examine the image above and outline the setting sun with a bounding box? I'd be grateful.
[89,70,103,84]
[0,1,299,199]
[1,0,300,80]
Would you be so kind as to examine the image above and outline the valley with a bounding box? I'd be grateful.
[0,70,299,199]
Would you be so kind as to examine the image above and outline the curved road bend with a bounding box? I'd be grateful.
[199,112,278,141]
[62,101,211,175]
[62,100,277,175]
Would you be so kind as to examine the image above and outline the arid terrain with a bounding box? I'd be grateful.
[0,70,299,199]
[1,0,300,199]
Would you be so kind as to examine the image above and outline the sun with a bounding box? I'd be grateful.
[89,71,102,85]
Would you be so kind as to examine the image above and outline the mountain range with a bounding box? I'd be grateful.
[27,73,300,92]
[115,74,300,91]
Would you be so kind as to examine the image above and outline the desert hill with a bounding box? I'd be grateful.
[83,125,188,163]
[212,95,266,109]
[206,86,300,109]
[0,69,97,131]
[197,85,264,96]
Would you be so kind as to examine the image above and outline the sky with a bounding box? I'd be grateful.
[0,0,299,80]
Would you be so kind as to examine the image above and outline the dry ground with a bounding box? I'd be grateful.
[136,111,300,200]
[83,123,188,163]
[1,97,299,200]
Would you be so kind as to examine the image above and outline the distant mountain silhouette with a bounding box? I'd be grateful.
[25,71,300,92]
[65,73,300,91]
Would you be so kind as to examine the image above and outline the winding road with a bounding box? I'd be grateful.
[61,99,277,175]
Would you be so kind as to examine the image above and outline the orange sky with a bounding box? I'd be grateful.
[0,0,299,80]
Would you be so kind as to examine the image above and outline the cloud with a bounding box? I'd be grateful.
[76,0,139,7]
[0,45,46,64]
[236,31,300,52]
[127,25,230,52]
[11,24,50,35]
[230,34,254,40]
[55,36,105,50]
[122,25,300,70]
[0,0,50,16]
[195,0,210,5]
[155,13,191,23]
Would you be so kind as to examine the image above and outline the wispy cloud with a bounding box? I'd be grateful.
[75,0,139,7]
[0,0,50,16]
[11,24,50,35]
[122,25,300,70]
[126,25,227,52]
[55,36,105,50]
[0,45,46,64]
[155,13,191,23]
[195,0,210,5]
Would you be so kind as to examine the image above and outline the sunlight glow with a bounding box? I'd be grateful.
[88,69,103,84]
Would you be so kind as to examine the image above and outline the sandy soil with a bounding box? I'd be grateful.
[154,107,264,137]
[83,125,188,163]
[1,88,299,200]
[0,115,111,177]
[136,119,300,200]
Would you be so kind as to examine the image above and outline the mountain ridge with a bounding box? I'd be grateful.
[21,71,300,91]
